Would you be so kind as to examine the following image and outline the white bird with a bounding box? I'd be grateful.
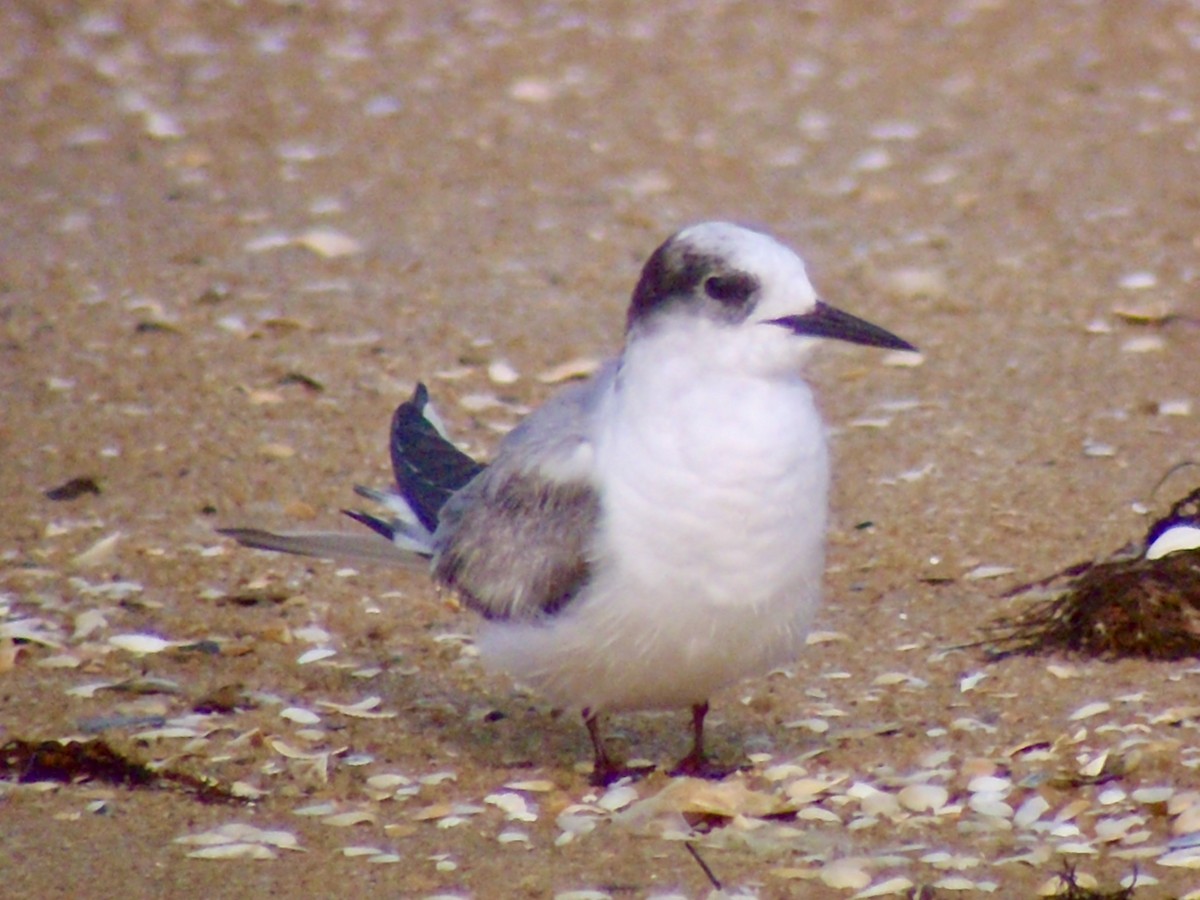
[222,222,916,784]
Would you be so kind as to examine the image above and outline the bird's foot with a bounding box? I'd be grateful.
[667,752,738,781]
[583,708,658,787]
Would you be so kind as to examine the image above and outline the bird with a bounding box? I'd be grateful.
[221,221,916,785]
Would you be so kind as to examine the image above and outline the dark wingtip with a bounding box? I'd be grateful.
[342,509,396,541]
[389,384,486,534]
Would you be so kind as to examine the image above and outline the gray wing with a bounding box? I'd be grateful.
[430,362,615,621]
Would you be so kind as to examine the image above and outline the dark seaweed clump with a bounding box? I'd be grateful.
[987,487,1200,660]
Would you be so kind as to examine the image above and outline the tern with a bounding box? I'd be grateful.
[222,221,916,784]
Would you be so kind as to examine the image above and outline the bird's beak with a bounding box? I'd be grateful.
[769,301,916,352]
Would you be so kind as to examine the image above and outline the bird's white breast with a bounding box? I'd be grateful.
[596,345,828,615]
[478,321,830,712]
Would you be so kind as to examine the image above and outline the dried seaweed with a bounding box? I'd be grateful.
[43,476,101,501]
[2,738,156,787]
[987,552,1200,659]
[1053,862,1138,899]
[0,738,246,804]
[279,371,325,392]
[987,486,1200,660]
[193,683,255,714]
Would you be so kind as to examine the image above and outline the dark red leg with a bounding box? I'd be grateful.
[583,708,654,786]
[668,701,735,779]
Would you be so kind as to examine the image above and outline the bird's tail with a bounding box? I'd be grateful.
[219,383,484,566]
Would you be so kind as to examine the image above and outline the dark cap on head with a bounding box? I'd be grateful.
[626,231,762,332]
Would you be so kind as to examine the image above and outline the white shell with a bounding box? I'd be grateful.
[596,784,639,812]
[487,360,520,384]
[819,858,871,889]
[1131,786,1174,805]
[295,227,363,258]
[322,810,377,827]
[1157,846,1200,868]
[1013,794,1051,827]
[297,647,337,664]
[1069,701,1111,721]
[280,707,321,725]
[853,876,916,897]
[341,846,382,857]
[485,792,538,821]
[967,775,1012,795]
[109,633,173,654]
[1173,804,1200,835]
[1145,524,1200,560]
[187,843,276,860]
[898,783,948,813]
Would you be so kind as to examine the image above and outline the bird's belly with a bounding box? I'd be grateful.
[477,580,816,713]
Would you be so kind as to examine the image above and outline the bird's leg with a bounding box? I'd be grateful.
[584,708,617,785]
[669,701,711,775]
[583,708,653,786]
[669,701,735,779]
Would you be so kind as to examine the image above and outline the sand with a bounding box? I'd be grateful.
[3,2,1200,897]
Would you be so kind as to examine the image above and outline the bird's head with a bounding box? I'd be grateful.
[626,222,916,375]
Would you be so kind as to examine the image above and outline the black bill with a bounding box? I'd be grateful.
[769,301,916,352]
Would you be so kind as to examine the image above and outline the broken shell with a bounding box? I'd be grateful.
[487,360,520,384]
[297,647,337,664]
[1132,786,1174,806]
[806,630,850,645]
[1174,804,1200,835]
[71,532,123,568]
[1113,297,1172,322]
[536,357,601,384]
[505,780,556,793]
[967,775,1011,795]
[596,785,639,812]
[295,227,363,258]
[1117,271,1158,291]
[322,810,377,827]
[898,783,948,813]
[820,858,872,890]
[853,876,915,897]
[1013,794,1051,827]
[963,565,1015,581]
[280,707,321,725]
[187,843,277,860]
[485,792,538,821]
[1079,752,1110,779]
[109,633,174,654]
[1121,334,1166,353]
[1069,701,1111,722]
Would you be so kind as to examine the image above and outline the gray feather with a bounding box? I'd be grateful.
[217,527,425,567]
[434,474,600,620]
[428,364,615,621]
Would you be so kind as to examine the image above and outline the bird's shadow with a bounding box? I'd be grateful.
[372,667,764,783]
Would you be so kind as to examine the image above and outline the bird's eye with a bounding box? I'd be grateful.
[703,273,757,306]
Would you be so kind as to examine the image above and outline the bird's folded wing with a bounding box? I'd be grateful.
[433,471,600,621]
[217,527,425,567]
[430,365,614,622]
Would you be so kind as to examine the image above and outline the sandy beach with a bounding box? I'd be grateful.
[3,2,1200,896]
